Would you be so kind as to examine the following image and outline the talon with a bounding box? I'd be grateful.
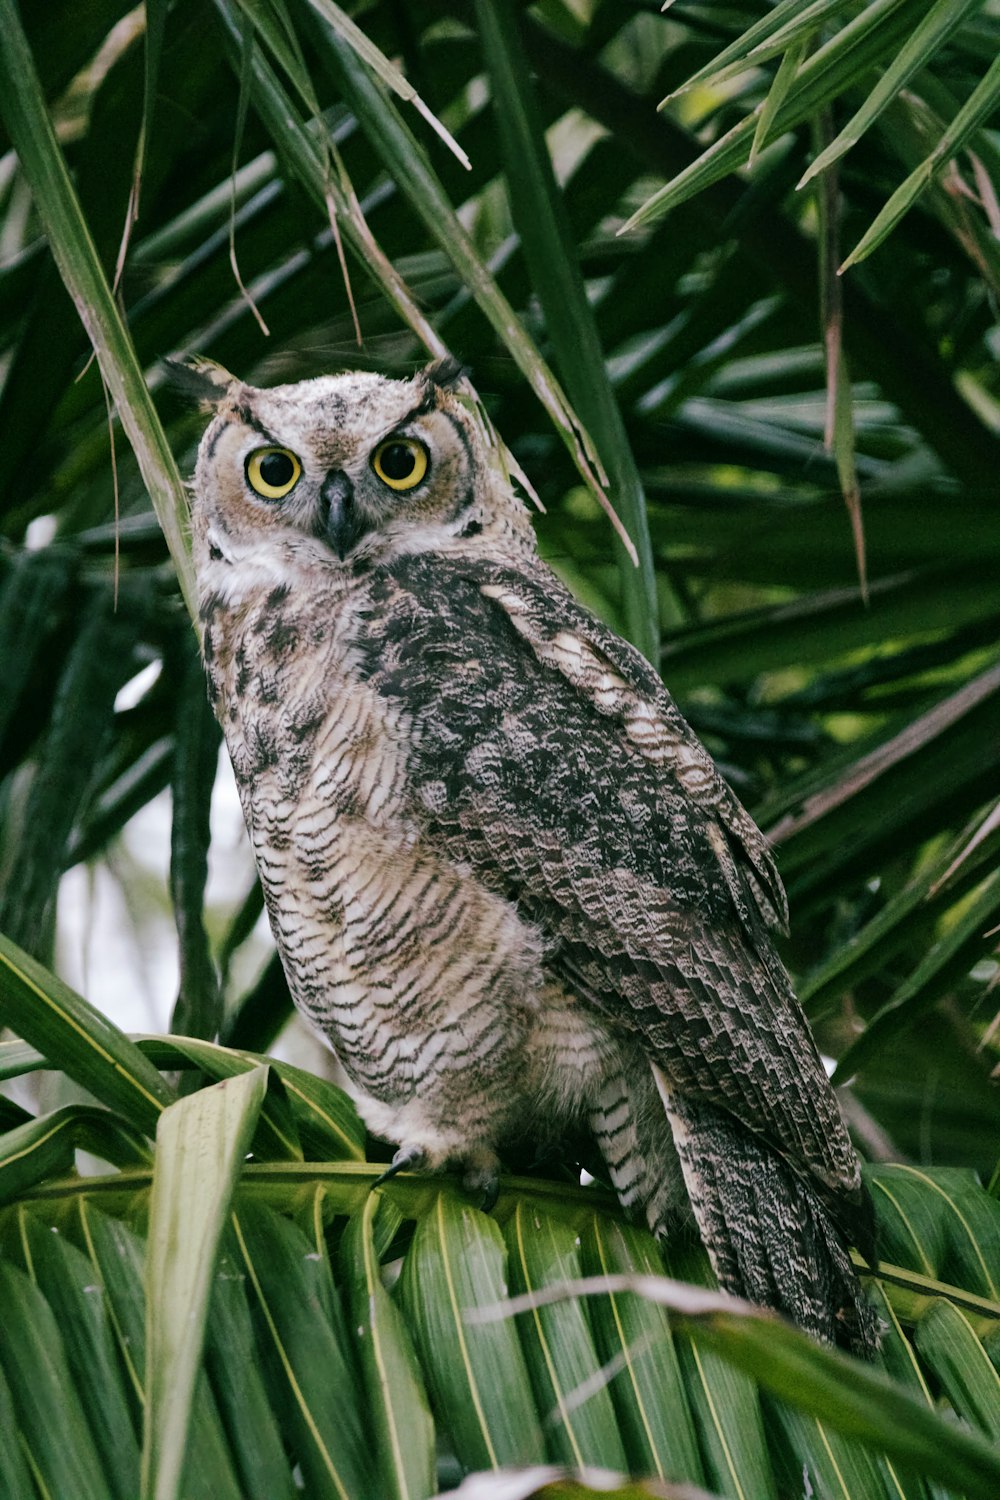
[460,1153,501,1214]
[373,1143,427,1188]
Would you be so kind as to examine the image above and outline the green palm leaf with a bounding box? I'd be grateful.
[1,961,999,1497]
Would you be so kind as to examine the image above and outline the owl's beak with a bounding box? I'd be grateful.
[318,470,359,560]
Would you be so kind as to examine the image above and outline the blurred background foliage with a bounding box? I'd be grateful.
[0,0,999,1495]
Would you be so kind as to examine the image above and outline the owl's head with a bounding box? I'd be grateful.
[182,358,535,585]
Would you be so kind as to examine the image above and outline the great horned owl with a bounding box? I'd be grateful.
[185,356,877,1354]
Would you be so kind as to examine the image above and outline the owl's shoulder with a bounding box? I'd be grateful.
[357,549,673,738]
[356,548,787,941]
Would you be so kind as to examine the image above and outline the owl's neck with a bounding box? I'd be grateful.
[197,512,536,610]
[196,525,345,613]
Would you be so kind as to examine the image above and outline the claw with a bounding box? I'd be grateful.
[373,1143,427,1188]
[461,1153,501,1214]
[478,1174,500,1214]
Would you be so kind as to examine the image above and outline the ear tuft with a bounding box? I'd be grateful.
[161,355,238,408]
[422,355,466,391]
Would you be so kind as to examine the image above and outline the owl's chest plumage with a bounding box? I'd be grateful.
[198,558,601,1130]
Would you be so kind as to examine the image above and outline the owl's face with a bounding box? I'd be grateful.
[190,359,532,578]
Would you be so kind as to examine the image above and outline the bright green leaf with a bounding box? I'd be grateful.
[142,1066,269,1500]
[399,1188,546,1472]
[341,1192,436,1500]
[0,933,174,1135]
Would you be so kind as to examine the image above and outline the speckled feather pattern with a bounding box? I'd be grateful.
[191,361,878,1354]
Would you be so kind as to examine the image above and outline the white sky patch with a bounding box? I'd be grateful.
[24,514,57,550]
[51,744,330,1074]
[114,658,163,714]
[57,833,178,1036]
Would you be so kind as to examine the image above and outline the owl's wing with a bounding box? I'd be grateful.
[477,566,790,942]
[365,554,864,1229]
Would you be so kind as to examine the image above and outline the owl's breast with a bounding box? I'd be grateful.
[204,572,417,839]
[200,570,549,1112]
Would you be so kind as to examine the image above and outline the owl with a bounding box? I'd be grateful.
[182,355,878,1355]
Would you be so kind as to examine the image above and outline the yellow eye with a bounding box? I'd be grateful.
[371,437,428,491]
[246,447,301,500]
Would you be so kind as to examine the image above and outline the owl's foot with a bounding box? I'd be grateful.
[373,1143,428,1187]
[457,1146,502,1213]
[372,1141,501,1213]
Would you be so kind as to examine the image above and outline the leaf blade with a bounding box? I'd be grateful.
[842,49,1000,268]
[0,933,174,1135]
[142,1066,269,1500]
[399,1188,546,1471]
[0,0,196,616]
[341,1194,436,1500]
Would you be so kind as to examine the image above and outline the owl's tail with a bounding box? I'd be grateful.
[655,1079,881,1357]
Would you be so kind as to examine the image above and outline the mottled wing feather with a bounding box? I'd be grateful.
[658,1078,878,1350]
[477,567,789,939]
[359,554,861,1214]
[459,798,861,1216]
